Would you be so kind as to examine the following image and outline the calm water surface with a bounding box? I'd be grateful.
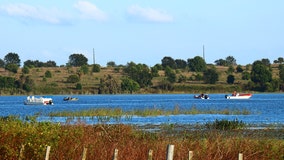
[0,93,283,125]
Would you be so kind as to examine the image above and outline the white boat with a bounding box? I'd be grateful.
[63,97,79,101]
[24,96,54,105]
[225,93,252,99]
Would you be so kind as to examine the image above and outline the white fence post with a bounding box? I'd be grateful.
[113,148,118,160]
[45,146,51,160]
[188,151,193,160]
[148,149,153,160]
[166,144,174,160]
[82,147,87,160]
[238,153,243,160]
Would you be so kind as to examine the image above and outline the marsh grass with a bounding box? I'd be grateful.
[48,106,251,118]
[0,117,283,160]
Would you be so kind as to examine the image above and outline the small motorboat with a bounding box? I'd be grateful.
[24,96,53,105]
[225,93,252,99]
[194,94,209,99]
[63,97,79,101]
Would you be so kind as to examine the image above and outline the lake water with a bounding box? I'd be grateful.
[0,94,283,126]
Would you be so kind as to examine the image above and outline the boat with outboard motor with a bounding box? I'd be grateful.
[24,96,53,105]
[225,93,252,99]
[194,93,209,99]
[63,97,79,101]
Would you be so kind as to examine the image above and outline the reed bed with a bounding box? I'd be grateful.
[0,116,283,160]
[48,106,251,117]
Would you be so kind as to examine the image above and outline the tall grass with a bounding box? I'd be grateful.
[48,106,251,117]
[0,117,283,159]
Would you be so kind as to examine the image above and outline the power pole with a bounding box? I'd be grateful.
[93,48,95,64]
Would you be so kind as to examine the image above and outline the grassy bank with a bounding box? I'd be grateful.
[0,117,283,159]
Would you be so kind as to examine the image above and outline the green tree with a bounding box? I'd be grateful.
[22,66,30,74]
[225,56,237,66]
[123,62,153,88]
[80,65,89,75]
[4,52,21,67]
[92,64,101,72]
[161,56,176,69]
[45,70,52,78]
[76,83,82,90]
[236,65,244,73]
[227,75,235,84]
[68,53,88,67]
[67,75,80,83]
[250,60,272,91]
[279,64,284,81]
[121,77,140,93]
[5,63,19,73]
[98,74,120,94]
[107,61,116,67]
[175,59,187,69]
[187,56,207,72]
[203,68,219,84]
[0,59,4,68]
[227,65,234,74]
[23,76,34,92]
[242,71,250,80]
[165,66,176,83]
[214,59,227,66]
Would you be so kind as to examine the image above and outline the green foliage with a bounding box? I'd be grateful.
[24,60,57,68]
[22,66,29,74]
[4,52,21,67]
[203,68,219,84]
[227,75,235,84]
[0,76,16,89]
[279,64,284,81]
[178,74,187,83]
[76,83,82,90]
[164,66,176,83]
[98,74,120,94]
[175,59,187,69]
[67,75,80,83]
[242,71,250,80]
[187,56,207,72]
[121,77,140,93]
[227,65,234,74]
[107,61,116,67]
[23,76,34,92]
[0,59,4,68]
[92,64,101,72]
[206,119,245,130]
[45,70,52,78]
[156,79,174,91]
[5,63,18,73]
[161,56,176,69]
[123,62,153,88]
[80,65,89,74]
[236,65,244,72]
[251,60,272,91]
[68,53,88,67]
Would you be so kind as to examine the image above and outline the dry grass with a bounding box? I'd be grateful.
[0,118,283,160]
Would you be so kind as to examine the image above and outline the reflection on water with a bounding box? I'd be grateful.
[0,94,284,125]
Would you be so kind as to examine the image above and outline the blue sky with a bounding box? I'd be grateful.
[0,0,283,66]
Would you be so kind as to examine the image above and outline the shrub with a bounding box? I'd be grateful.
[67,75,80,83]
[206,119,245,130]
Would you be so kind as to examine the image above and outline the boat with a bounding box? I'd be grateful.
[24,96,53,105]
[194,94,209,99]
[225,93,252,99]
[63,97,79,101]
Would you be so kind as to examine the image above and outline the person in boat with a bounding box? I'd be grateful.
[232,91,239,96]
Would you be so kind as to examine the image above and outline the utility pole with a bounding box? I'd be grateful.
[93,48,95,64]
[203,45,205,61]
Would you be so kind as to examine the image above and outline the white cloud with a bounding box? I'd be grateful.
[0,3,68,24]
[127,5,173,23]
[74,1,107,21]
